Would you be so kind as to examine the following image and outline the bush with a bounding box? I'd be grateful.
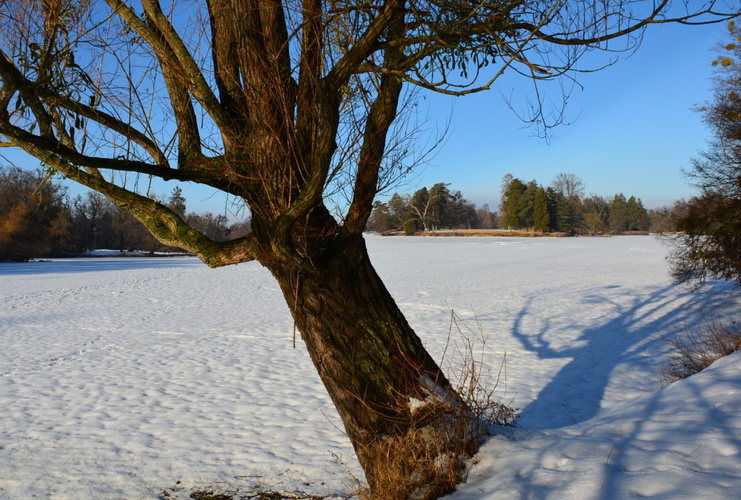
[661,317,741,385]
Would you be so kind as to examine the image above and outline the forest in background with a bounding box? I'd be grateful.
[367,173,687,235]
[0,166,249,261]
[1,167,687,261]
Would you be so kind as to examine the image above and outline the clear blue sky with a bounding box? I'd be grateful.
[1,19,730,216]
[406,21,730,211]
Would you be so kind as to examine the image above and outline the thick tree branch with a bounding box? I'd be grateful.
[325,0,405,91]
[0,113,239,197]
[104,0,232,134]
[0,121,255,266]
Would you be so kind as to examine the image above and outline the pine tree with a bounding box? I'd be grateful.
[167,187,187,217]
[533,186,550,232]
[609,193,628,233]
[500,177,527,229]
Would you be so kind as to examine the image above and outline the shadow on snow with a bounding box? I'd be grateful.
[511,280,737,431]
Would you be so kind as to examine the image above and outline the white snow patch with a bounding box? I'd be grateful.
[409,397,428,414]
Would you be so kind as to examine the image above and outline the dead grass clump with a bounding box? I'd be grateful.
[356,419,472,500]
[661,316,741,385]
[354,399,499,500]
[353,310,516,500]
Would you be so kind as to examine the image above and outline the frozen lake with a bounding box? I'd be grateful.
[1,235,739,499]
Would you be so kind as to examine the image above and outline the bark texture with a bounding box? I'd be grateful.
[263,232,479,499]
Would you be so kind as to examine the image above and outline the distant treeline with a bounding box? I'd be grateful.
[0,166,249,262]
[499,173,651,234]
[367,173,686,235]
[368,182,485,234]
[2,167,687,262]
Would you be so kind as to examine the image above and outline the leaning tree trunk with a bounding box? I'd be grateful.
[260,233,482,499]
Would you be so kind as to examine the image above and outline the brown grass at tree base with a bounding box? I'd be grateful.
[661,317,741,385]
[353,310,516,500]
[355,420,473,500]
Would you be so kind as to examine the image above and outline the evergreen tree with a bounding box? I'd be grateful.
[517,180,538,229]
[367,201,393,232]
[546,187,560,232]
[428,183,452,229]
[625,196,650,231]
[533,187,550,232]
[167,187,187,217]
[554,193,573,233]
[500,177,527,229]
[609,193,628,233]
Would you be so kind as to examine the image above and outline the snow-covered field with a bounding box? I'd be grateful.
[1,235,739,499]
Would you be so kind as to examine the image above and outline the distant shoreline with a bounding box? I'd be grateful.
[372,229,652,238]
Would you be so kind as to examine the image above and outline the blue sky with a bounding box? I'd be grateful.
[405,20,730,211]
[1,18,730,216]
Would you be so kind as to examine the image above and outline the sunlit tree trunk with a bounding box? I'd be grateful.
[257,223,478,499]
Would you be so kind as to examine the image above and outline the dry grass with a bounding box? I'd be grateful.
[442,309,516,429]
[661,316,741,386]
[400,229,570,238]
[356,420,472,500]
[354,310,516,500]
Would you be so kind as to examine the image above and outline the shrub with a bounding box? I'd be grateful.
[661,317,741,385]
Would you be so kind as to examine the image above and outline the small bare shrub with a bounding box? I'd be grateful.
[661,316,741,385]
[442,309,517,429]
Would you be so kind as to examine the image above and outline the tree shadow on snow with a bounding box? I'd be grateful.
[594,367,741,500]
[511,281,736,431]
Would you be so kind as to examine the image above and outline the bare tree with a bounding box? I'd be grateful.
[551,172,586,201]
[0,1,737,498]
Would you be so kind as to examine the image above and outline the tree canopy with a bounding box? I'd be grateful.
[670,20,741,289]
[0,1,736,267]
[498,173,650,234]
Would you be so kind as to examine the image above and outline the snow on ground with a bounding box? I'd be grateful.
[0,235,739,499]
